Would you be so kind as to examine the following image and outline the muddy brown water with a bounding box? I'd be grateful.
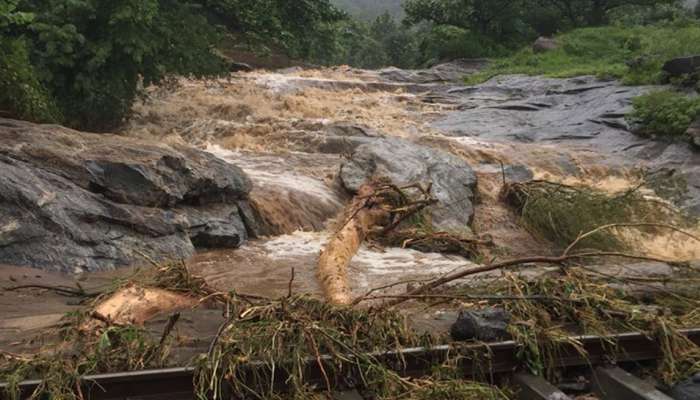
[2,65,699,355]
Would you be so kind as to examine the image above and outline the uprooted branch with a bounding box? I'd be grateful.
[317,184,392,305]
[317,180,483,305]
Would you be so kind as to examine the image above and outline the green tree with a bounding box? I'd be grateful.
[369,12,418,68]
[203,0,346,62]
[404,0,528,40]
[3,0,226,131]
[0,0,60,122]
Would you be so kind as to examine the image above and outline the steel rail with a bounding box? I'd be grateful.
[3,328,699,400]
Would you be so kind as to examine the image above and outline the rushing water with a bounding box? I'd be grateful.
[134,65,700,299]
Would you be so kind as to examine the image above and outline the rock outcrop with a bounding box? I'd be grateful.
[0,118,253,273]
[662,55,700,76]
[378,59,489,84]
[432,75,700,215]
[339,137,478,233]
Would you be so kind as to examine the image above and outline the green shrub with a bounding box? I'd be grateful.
[629,90,700,137]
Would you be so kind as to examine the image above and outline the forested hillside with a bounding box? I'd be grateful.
[2,0,700,134]
[331,0,404,19]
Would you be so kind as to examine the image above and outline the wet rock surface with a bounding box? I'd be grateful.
[339,137,478,232]
[450,308,512,342]
[0,119,253,272]
[378,59,489,84]
[432,74,700,214]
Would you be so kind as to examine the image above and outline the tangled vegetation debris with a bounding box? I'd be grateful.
[4,256,700,399]
[501,180,687,251]
[497,270,700,383]
[194,293,512,400]
[1,316,173,400]
[0,261,207,399]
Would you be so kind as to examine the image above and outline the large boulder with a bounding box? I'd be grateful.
[533,37,558,53]
[0,119,253,273]
[339,138,477,233]
[662,55,700,76]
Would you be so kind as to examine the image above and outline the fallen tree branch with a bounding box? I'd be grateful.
[362,294,582,303]
[5,284,100,298]
[373,252,685,308]
[318,184,389,305]
[366,218,696,308]
[158,312,181,346]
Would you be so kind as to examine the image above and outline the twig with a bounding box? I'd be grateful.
[90,311,124,326]
[351,278,435,306]
[499,159,506,186]
[307,332,332,393]
[159,312,181,346]
[133,249,160,267]
[0,350,31,362]
[362,294,582,303]
[564,223,700,256]
[287,267,295,298]
[378,252,682,308]
[5,284,100,298]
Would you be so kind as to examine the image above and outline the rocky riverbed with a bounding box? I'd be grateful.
[1,62,699,347]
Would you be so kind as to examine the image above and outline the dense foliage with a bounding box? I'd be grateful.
[0,0,60,122]
[205,0,346,63]
[2,0,229,130]
[629,90,700,138]
[402,0,686,62]
[331,0,404,20]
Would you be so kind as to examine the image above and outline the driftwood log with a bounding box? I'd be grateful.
[317,184,390,305]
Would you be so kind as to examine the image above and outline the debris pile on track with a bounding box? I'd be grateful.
[195,294,511,400]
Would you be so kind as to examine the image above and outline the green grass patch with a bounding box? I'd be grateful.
[628,90,700,137]
[466,23,700,85]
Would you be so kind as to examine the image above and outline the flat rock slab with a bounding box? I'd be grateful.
[0,119,253,273]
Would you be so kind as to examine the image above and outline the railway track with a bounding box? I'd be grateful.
[3,328,700,400]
